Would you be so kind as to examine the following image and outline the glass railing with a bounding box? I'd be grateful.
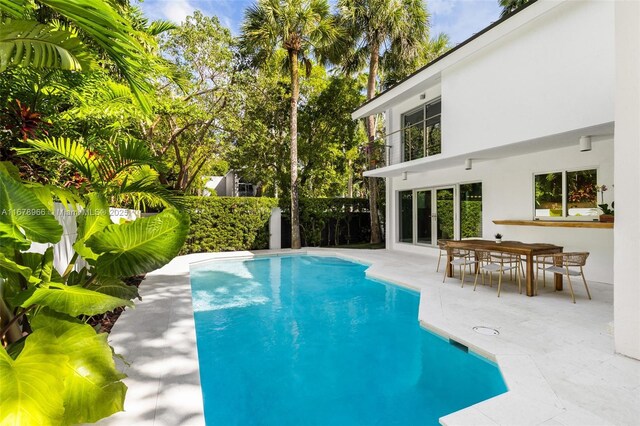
[367,118,442,170]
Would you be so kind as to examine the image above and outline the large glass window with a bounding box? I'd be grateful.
[399,191,413,243]
[566,169,598,216]
[402,99,441,162]
[436,188,454,240]
[534,169,598,218]
[460,183,482,238]
[402,109,424,162]
[425,101,441,156]
[416,190,432,244]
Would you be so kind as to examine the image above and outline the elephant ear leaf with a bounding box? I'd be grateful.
[86,276,140,301]
[86,208,188,277]
[30,311,127,424]
[0,329,67,426]
[73,193,112,262]
[0,171,63,245]
[20,283,132,316]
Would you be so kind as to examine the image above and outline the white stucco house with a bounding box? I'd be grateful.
[202,170,257,197]
[353,0,639,361]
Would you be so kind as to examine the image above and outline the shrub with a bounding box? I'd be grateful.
[280,198,371,247]
[181,196,278,253]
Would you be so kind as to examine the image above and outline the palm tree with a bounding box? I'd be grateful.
[499,0,531,17]
[382,32,450,88]
[241,0,339,249]
[337,0,429,244]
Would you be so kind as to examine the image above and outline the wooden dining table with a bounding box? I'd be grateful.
[445,239,563,297]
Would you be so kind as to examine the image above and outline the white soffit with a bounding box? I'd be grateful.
[364,122,614,178]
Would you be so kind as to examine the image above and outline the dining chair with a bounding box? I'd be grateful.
[436,239,452,272]
[540,252,591,303]
[492,252,524,281]
[473,251,522,297]
[534,254,556,291]
[442,248,476,287]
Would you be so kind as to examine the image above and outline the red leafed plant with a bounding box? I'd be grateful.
[2,99,50,141]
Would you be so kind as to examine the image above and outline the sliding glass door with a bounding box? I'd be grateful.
[398,183,482,245]
[399,191,413,243]
[400,186,455,245]
[416,190,433,245]
[436,188,455,241]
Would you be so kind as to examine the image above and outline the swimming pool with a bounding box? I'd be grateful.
[190,255,507,425]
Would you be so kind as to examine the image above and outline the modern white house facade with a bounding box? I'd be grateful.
[354,0,640,360]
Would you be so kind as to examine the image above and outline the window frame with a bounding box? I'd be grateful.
[400,97,441,163]
[396,180,483,246]
[532,167,599,221]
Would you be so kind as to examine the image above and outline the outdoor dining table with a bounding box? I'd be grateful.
[445,239,564,297]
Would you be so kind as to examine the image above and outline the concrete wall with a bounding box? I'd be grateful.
[387,138,614,284]
[613,0,640,360]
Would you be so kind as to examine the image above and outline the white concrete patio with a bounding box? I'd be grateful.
[99,248,640,426]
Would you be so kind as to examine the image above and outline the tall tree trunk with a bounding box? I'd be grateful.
[347,159,353,198]
[366,41,382,244]
[289,49,302,249]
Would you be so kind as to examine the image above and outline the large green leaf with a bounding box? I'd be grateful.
[73,193,112,262]
[0,171,63,244]
[87,208,189,277]
[23,182,85,212]
[0,329,67,425]
[20,247,54,283]
[0,20,95,72]
[30,312,127,424]
[1,312,128,425]
[86,276,140,301]
[0,252,32,281]
[20,282,132,316]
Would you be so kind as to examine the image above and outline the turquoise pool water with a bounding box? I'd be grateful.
[190,255,507,425]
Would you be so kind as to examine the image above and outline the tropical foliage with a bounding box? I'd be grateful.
[335,0,448,244]
[0,0,191,423]
[0,0,453,420]
[241,0,340,249]
[499,0,532,17]
[0,168,189,424]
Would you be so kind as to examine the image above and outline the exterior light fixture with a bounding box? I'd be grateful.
[465,158,472,170]
[402,171,408,180]
[419,93,426,100]
[580,135,592,152]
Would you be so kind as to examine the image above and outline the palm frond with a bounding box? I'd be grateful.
[95,139,156,183]
[115,166,183,210]
[36,0,154,113]
[0,20,95,72]
[21,137,99,182]
[0,0,25,18]
[146,20,177,36]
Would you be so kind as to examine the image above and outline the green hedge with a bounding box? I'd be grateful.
[436,200,482,239]
[181,196,277,253]
[460,200,482,238]
[280,198,370,247]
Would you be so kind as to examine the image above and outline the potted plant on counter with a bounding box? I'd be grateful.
[599,202,614,223]
[597,185,614,223]
[495,233,503,243]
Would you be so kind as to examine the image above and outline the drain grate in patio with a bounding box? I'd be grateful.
[473,326,500,336]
